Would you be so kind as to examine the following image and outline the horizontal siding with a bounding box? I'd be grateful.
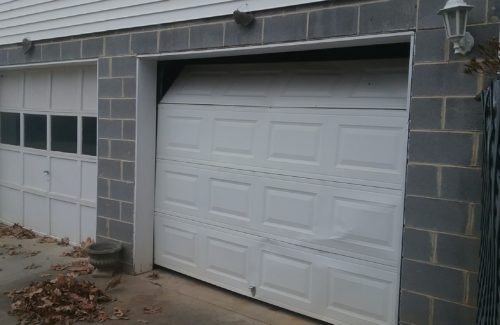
[0,0,325,46]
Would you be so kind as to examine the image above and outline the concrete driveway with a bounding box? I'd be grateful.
[0,234,324,325]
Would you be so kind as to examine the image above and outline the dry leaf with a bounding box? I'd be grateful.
[62,237,93,258]
[105,274,122,291]
[24,263,41,270]
[0,224,37,239]
[143,305,162,314]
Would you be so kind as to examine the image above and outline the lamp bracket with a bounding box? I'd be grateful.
[452,31,474,55]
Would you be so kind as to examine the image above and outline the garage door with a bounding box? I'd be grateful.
[0,65,97,244]
[155,60,409,324]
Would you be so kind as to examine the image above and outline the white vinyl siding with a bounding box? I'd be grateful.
[0,0,325,46]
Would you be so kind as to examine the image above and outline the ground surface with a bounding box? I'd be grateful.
[0,235,323,324]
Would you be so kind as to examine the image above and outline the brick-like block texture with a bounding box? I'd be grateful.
[0,1,488,321]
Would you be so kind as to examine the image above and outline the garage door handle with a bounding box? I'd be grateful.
[43,170,50,176]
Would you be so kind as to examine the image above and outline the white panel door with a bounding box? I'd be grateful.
[155,60,409,324]
[0,65,98,244]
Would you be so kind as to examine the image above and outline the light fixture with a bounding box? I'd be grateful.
[438,0,475,55]
[233,10,254,27]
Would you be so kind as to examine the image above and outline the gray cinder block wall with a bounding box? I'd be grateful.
[0,0,495,323]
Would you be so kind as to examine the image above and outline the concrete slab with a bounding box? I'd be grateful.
[0,235,325,325]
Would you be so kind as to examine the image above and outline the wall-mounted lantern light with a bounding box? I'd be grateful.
[438,0,475,55]
[233,10,254,27]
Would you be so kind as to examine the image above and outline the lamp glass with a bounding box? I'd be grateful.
[442,7,469,40]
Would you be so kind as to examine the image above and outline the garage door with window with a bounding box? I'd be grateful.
[0,65,97,244]
[155,60,409,324]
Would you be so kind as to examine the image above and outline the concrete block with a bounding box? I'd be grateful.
[111,99,135,119]
[131,31,158,54]
[97,197,120,219]
[111,56,136,77]
[122,120,136,140]
[159,28,189,52]
[110,140,135,161]
[98,119,122,139]
[98,158,121,179]
[412,63,477,97]
[433,299,476,325]
[415,29,446,63]
[401,259,465,302]
[121,202,134,222]
[123,78,136,98]
[436,233,479,271]
[110,180,135,203]
[403,228,433,262]
[445,97,483,131]
[359,0,417,34]
[190,24,224,49]
[224,19,263,47]
[409,131,474,165]
[61,41,81,60]
[105,34,130,56]
[399,291,431,325]
[263,13,307,43]
[99,78,122,98]
[406,164,438,197]
[441,167,482,202]
[42,43,61,61]
[405,196,469,234]
[410,98,443,130]
[98,58,110,78]
[109,219,133,243]
[308,7,358,39]
[82,38,103,58]
[96,217,108,236]
[122,161,135,182]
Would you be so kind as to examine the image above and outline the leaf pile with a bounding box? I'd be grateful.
[39,236,70,246]
[0,224,37,239]
[6,273,111,324]
[62,238,93,258]
[51,260,95,275]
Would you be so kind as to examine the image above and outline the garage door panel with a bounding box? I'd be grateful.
[156,61,408,324]
[156,160,402,264]
[158,105,406,188]
[24,192,49,234]
[50,199,79,243]
[0,71,24,109]
[166,61,408,109]
[24,153,49,192]
[50,157,79,198]
[0,149,21,185]
[325,264,397,325]
[0,186,22,224]
[155,215,200,274]
[24,69,51,110]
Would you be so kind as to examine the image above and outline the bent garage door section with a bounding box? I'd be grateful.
[0,65,97,244]
[155,60,409,324]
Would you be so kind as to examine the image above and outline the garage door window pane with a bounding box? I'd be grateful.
[51,116,77,153]
[82,117,96,156]
[0,112,20,145]
[24,114,47,149]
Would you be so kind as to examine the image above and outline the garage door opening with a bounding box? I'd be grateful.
[0,64,98,244]
[145,41,412,325]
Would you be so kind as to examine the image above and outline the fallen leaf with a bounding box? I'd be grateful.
[0,224,37,239]
[105,274,122,291]
[110,306,129,320]
[24,263,41,270]
[143,305,162,314]
[62,237,93,258]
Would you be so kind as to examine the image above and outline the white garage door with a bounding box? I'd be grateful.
[155,60,409,324]
[0,65,97,244]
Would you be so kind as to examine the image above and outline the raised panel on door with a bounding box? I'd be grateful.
[82,66,98,113]
[50,157,79,198]
[50,199,79,243]
[24,192,49,234]
[157,105,407,189]
[51,68,83,112]
[24,153,49,192]
[156,160,402,265]
[0,186,22,224]
[0,71,24,109]
[0,149,21,185]
[80,205,96,241]
[81,161,97,202]
[24,69,51,110]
